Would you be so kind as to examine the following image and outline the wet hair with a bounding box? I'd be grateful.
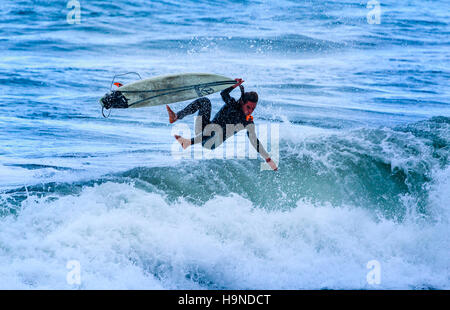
[239,85,258,104]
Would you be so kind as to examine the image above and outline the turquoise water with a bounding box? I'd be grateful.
[0,0,449,289]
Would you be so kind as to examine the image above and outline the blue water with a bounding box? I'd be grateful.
[0,0,449,289]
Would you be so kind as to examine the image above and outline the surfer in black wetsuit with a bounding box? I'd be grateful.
[166,78,278,171]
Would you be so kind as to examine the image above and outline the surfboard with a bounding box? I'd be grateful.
[100,73,235,111]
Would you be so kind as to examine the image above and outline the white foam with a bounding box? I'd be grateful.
[0,180,448,289]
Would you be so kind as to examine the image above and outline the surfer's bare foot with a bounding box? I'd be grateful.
[174,135,191,149]
[166,105,178,123]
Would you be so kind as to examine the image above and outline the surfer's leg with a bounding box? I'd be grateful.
[175,131,222,150]
[175,97,212,123]
[173,97,212,150]
[166,105,178,124]
[174,135,191,149]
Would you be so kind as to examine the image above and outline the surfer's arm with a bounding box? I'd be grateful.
[245,124,267,157]
[247,130,269,159]
[246,125,277,170]
[221,78,244,106]
[220,86,236,106]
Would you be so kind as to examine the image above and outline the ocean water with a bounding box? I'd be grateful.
[0,0,449,289]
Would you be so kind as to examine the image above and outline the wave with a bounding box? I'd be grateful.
[0,166,448,289]
[0,98,449,290]
[1,0,450,289]
[2,117,448,217]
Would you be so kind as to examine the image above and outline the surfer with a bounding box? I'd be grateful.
[166,79,278,171]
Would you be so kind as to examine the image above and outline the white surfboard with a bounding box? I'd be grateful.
[100,73,235,110]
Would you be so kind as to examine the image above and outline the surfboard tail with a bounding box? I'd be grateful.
[100,91,129,109]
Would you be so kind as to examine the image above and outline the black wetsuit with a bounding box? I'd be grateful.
[176,86,269,158]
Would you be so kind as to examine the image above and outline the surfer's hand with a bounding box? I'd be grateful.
[266,158,278,171]
[233,78,244,88]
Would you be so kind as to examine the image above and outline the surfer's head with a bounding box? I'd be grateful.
[242,99,257,116]
[239,85,258,116]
